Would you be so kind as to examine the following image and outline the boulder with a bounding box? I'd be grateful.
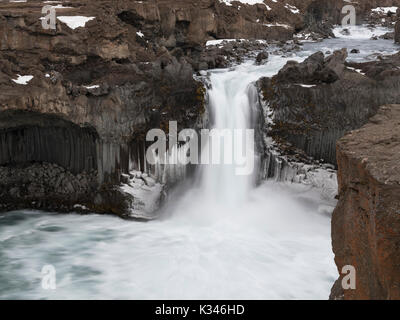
[256,51,269,65]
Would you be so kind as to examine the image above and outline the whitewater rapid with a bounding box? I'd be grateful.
[0,25,398,300]
[1,58,338,300]
[0,182,337,300]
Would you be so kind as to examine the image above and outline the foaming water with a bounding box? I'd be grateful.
[304,25,400,63]
[0,25,398,299]
[1,57,337,300]
[333,25,390,39]
[199,57,304,205]
[0,182,337,300]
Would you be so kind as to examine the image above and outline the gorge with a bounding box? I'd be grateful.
[0,0,399,300]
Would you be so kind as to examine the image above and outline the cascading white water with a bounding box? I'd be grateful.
[200,69,255,205]
[0,60,339,300]
[198,59,306,207]
[1,25,398,299]
[0,58,339,300]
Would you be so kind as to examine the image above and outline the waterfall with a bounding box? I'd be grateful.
[198,68,259,206]
[3,25,396,299]
[123,56,339,218]
[194,58,309,205]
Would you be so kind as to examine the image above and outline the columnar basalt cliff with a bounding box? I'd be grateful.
[330,104,400,300]
[1,0,400,219]
[0,0,212,217]
[0,0,336,216]
[0,0,400,300]
[257,50,400,166]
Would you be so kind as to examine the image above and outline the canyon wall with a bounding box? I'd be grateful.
[0,0,210,216]
[1,0,400,218]
[257,49,400,166]
[330,104,400,300]
[0,0,332,216]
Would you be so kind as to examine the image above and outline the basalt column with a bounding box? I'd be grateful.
[0,111,100,212]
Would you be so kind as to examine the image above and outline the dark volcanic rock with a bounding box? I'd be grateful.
[0,162,98,213]
[396,19,400,43]
[330,104,400,300]
[379,32,394,40]
[1,0,400,217]
[256,51,269,65]
[0,0,209,217]
[274,51,341,85]
[257,49,400,166]
[192,39,270,70]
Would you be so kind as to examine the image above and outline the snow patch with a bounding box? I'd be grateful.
[219,0,268,6]
[85,85,100,89]
[371,7,398,14]
[57,16,95,29]
[206,39,245,46]
[120,171,164,219]
[264,23,291,29]
[297,84,317,88]
[346,66,366,75]
[12,75,33,85]
[285,4,300,14]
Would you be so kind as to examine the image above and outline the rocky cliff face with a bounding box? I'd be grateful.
[0,0,335,217]
[330,104,400,300]
[257,49,400,166]
[1,0,400,218]
[0,0,210,217]
[395,8,400,43]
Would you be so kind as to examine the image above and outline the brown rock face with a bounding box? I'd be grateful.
[331,104,400,300]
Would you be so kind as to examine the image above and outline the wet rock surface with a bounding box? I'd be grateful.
[0,0,314,217]
[396,16,400,42]
[330,104,400,300]
[257,49,400,166]
[0,162,97,213]
[0,0,211,217]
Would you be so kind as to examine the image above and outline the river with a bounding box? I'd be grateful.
[0,26,398,300]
